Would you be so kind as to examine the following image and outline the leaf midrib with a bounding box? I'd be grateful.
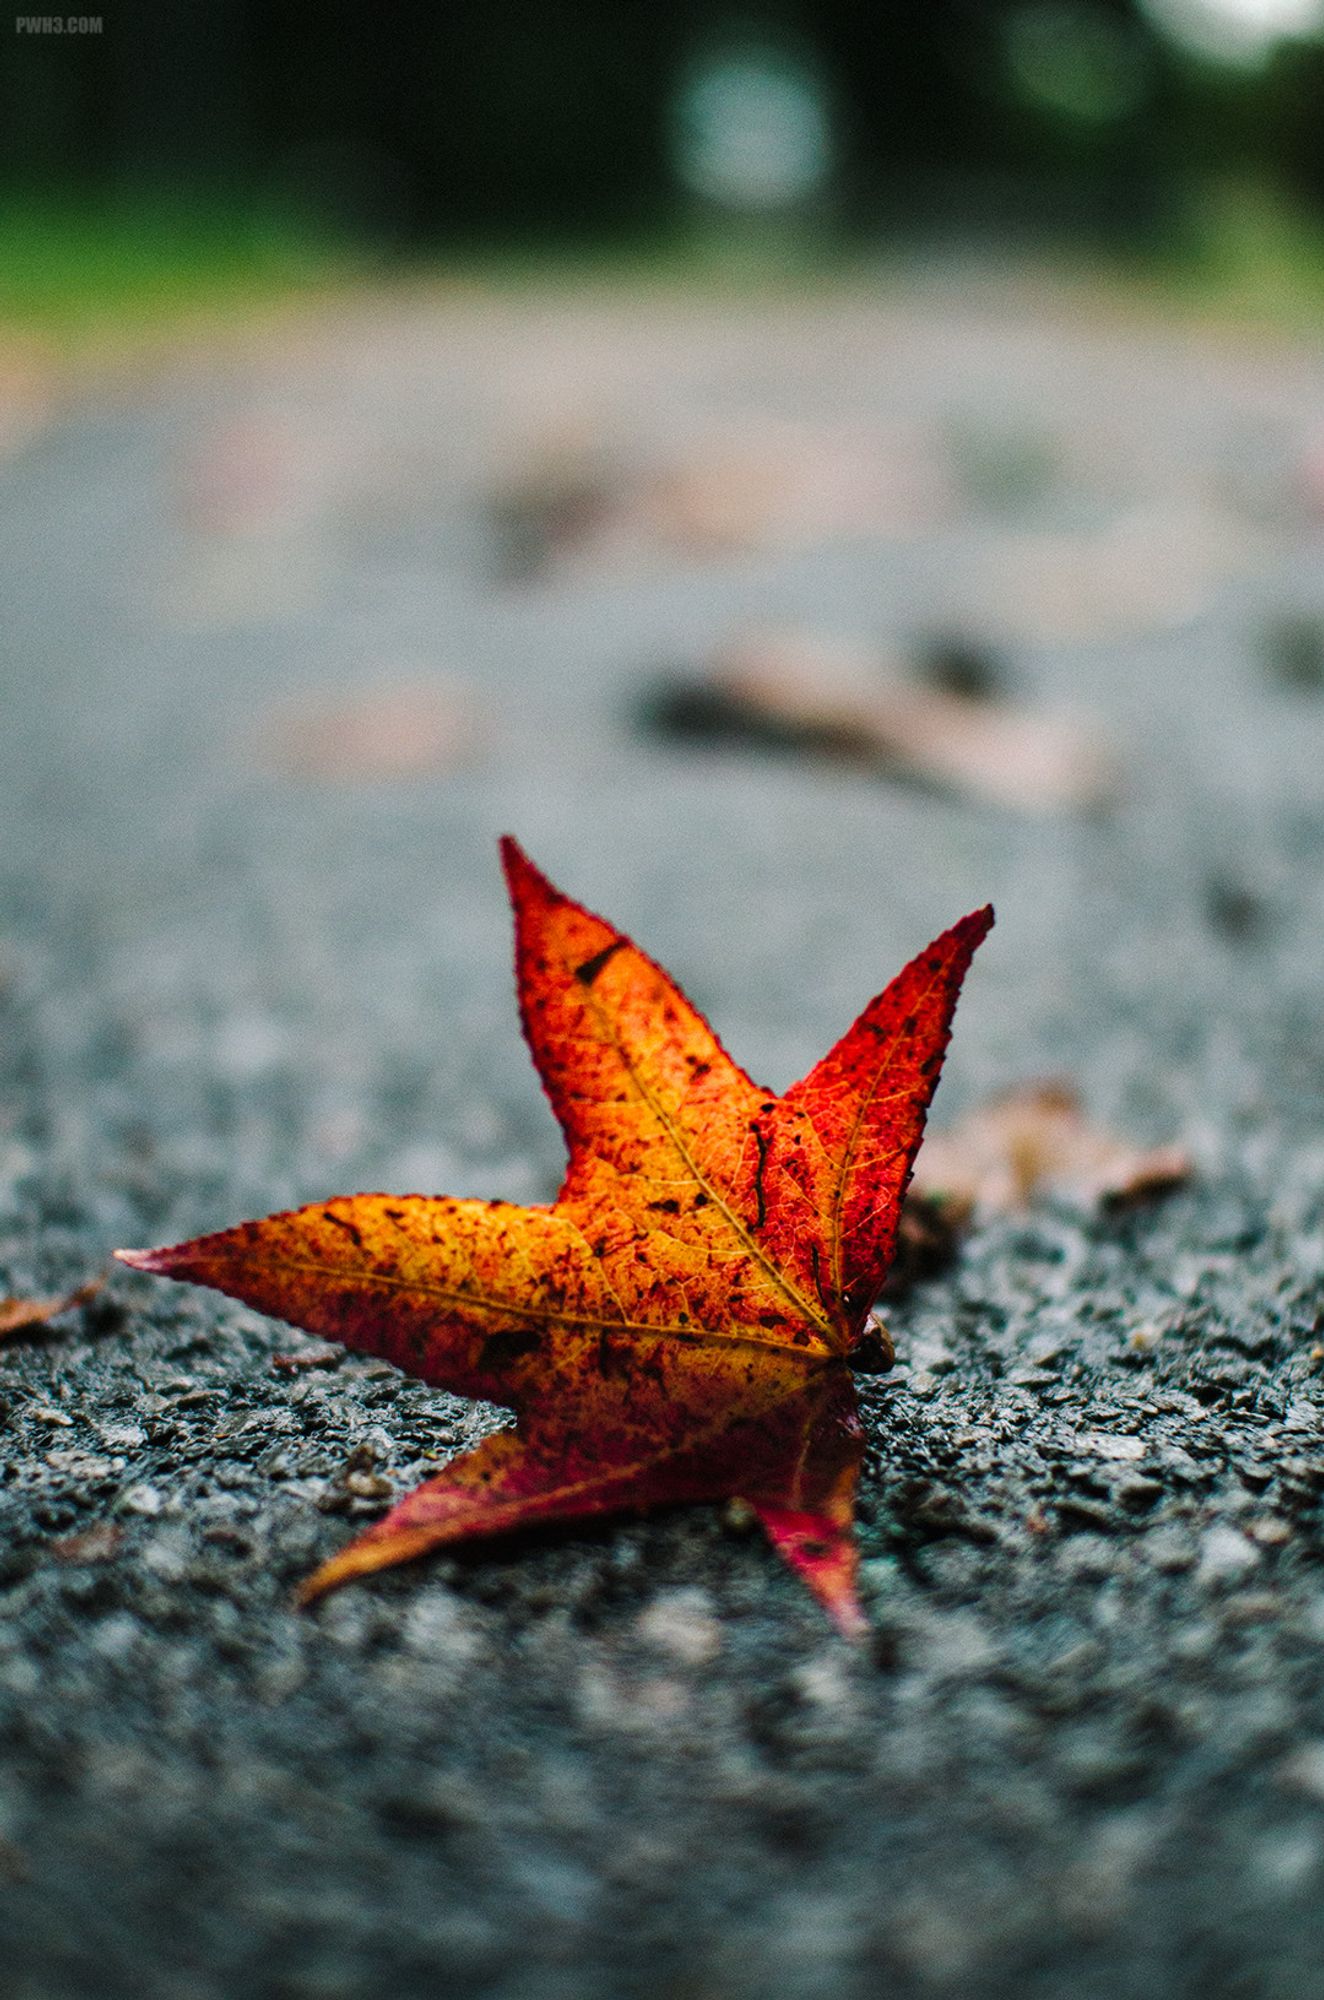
[576,976,836,1346]
[194,1250,829,1368]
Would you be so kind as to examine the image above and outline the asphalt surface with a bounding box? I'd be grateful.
[0,275,1322,1999]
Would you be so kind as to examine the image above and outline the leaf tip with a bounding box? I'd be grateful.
[961,902,995,946]
[499,833,545,894]
[295,1522,429,1607]
[293,1566,337,1610]
[926,903,993,993]
[827,1593,871,1645]
[112,1246,164,1273]
[501,832,556,917]
[296,1536,384,1606]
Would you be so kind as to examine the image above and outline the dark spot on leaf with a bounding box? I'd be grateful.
[480,1328,541,1371]
[574,939,626,986]
[597,1329,631,1379]
[322,1211,363,1247]
[752,1127,769,1227]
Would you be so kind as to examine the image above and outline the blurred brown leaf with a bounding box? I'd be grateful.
[50,1522,124,1565]
[645,421,945,554]
[178,412,319,538]
[643,628,1115,816]
[912,1082,1190,1217]
[262,678,481,781]
[491,419,948,576]
[0,1278,102,1342]
[488,435,619,580]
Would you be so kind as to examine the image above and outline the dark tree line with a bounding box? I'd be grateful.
[3,0,1324,241]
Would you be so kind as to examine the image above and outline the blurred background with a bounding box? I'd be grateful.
[8,0,1324,277]
[2,0,1324,1120]
[3,0,1324,1194]
[9,0,1324,320]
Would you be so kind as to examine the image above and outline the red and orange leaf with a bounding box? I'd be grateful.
[117,840,990,1635]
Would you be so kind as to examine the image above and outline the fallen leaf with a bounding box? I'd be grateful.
[261,677,480,781]
[177,411,326,540]
[643,421,945,555]
[487,432,621,580]
[641,628,1115,816]
[50,1522,124,1565]
[0,1278,102,1342]
[490,418,948,576]
[117,841,991,1637]
[912,1082,1189,1217]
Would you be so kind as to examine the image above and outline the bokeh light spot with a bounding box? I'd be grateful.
[1141,0,1324,66]
[1004,3,1151,125]
[670,47,833,212]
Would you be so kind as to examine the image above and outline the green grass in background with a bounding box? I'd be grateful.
[1165,178,1324,324]
[2,177,1324,359]
[0,193,361,348]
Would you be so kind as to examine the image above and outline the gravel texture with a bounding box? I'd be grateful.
[0,277,1322,1999]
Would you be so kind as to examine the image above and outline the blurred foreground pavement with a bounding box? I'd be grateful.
[0,273,1322,1999]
